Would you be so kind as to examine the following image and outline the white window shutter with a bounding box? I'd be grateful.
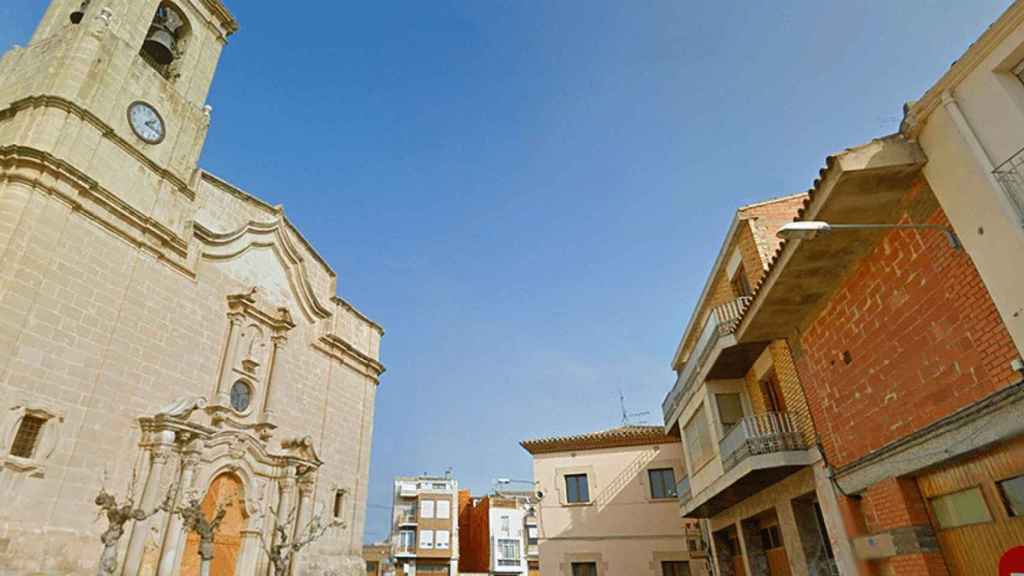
[436,499,451,519]
[420,500,435,519]
[419,530,434,549]
[436,530,450,549]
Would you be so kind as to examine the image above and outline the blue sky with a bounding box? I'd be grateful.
[1,0,1012,544]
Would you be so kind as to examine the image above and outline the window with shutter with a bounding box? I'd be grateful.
[419,530,434,549]
[420,500,435,519]
[436,499,450,519]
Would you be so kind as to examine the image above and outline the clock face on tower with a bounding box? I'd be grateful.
[127,101,165,144]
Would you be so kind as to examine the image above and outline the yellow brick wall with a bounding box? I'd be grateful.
[770,340,816,446]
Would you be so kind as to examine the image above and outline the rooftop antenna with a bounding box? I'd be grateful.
[619,389,651,426]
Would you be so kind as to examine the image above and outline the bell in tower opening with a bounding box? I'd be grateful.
[69,0,90,24]
[142,4,187,70]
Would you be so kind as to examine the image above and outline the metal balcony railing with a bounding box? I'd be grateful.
[676,475,692,506]
[993,146,1024,225]
[719,412,805,472]
[663,297,752,422]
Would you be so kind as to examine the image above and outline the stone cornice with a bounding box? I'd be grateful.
[0,145,193,275]
[199,0,240,37]
[331,295,385,336]
[314,334,386,382]
[902,0,1024,137]
[3,95,195,201]
[198,171,337,281]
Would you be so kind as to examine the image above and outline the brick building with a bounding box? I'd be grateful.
[737,134,1024,575]
[458,489,540,575]
[662,195,855,576]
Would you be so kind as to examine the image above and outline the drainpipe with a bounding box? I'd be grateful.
[940,90,1024,226]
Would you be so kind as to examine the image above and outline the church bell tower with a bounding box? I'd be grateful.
[0,0,238,267]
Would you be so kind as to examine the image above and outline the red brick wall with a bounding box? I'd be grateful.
[457,493,490,573]
[794,184,1020,469]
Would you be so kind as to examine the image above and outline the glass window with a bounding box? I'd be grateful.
[436,499,451,519]
[230,380,251,412]
[572,562,598,576]
[10,415,45,459]
[398,529,415,550]
[420,500,435,519]
[565,474,590,504]
[929,487,993,529]
[419,529,434,549]
[498,538,520,561]
[662,561,691,576]
[500,515,511,536]
[998,474,1024,517]
[436,530,450,549]
[731,264,752,298]
[684,405,713,470]
[648,468,677,499]
[716,394,744,432]
[760,525,783,549]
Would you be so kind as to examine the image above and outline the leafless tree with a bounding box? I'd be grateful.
[258,503,345,576]
[176,496,230,576]
[94,486,174,576]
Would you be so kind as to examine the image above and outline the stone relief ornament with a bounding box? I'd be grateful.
[156,396,208,419]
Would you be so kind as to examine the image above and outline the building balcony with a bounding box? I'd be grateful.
[993,146,1024,224]
[394,545,416,557]
[719,412,805,471]
[663,297,764,428]
[396,512,417,526]
[681,412,815,518]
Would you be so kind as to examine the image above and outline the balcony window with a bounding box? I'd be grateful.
[998,474,1024,517]
[566,474,590,503]
[760,370,787,413]
[497,538,520,563]
[397,529,416,552]
[929,487,993,530]
[731,264,753,298]
[684,405,713,470]
[648,468,677,499]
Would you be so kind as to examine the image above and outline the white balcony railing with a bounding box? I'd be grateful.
[663,297,752,422]
[993,146,1024,225]
[719,412,805,471]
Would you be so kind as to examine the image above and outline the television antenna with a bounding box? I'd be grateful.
[619,389,650,426]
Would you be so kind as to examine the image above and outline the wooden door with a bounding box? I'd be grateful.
[180,473,247,576]
[766,548,791,576]
[916,436,1024,576]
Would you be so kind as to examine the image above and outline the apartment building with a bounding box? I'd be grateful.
[459,488,541,575]
[521,426,708,576]
[662,196,853,576]
[390,475,461,576]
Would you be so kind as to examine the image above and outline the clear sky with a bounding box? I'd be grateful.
[1,0,1012,544]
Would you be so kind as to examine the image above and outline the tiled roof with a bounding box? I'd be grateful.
[520,425,674,455]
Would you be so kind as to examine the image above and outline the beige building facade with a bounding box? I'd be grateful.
[902,0,1024,358]
[0,1,383,575]
[522,426,708,576]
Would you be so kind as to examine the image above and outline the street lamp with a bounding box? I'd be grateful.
[777,221,962,250]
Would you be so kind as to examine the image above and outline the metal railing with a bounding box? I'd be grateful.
[676,475,692,505]
[719,412,805,471]
[993,146,1024,225]
[662,297,752,422]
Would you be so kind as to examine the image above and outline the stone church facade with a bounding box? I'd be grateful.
[0,1,383,575]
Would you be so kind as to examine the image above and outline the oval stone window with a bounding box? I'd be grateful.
[230,380,252,413]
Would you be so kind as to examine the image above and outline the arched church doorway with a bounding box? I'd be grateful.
[180,472,248,576]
